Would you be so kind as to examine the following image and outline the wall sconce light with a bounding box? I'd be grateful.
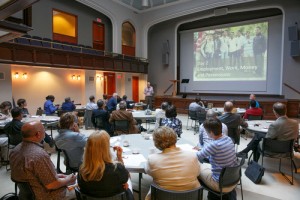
[22,73,28,79]
[14,72,19,79]
[72,75,76,80]
[96,75,104,81]
[77,75,81,80]
[96,76,100,81]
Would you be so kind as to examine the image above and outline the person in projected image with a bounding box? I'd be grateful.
[201,34,214,67]
[213,32,222,68]
[253,26,266,76]
[220,30,229,66]
[228,32,237,67]
[235,30,245,68]
[243,31,254,66]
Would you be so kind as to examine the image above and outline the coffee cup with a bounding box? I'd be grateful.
[144,135,150,140]
[132,148,139,154]
[123,140,129,147]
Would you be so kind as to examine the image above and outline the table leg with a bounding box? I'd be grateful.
[133,173,142,200]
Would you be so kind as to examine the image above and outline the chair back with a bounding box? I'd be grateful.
[159,118,164,126]
[36,108,44,116]
[197,110,207,125]
[75,187,126,200]
[219,157,245,188]
[150,184,202,200]
[61,149,78,174]
[114,120,129,134]
[262,138,294,154]
[95,117,104,128]
[13,180,35,200]
[84,110,93,129]
[188,110,198,120]
[248,115,263,120]
[227,127,240,145]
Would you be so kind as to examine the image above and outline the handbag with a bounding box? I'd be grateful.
[245,160,265,184]
[0,193,18,200]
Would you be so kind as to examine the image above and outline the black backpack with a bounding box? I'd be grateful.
[0,193,18,200]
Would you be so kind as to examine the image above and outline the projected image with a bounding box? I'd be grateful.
[193,22,268,81]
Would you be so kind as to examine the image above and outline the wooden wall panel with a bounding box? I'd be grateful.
[154,96,299,120]
[35,51,51,64]
[0,46,12,60]
[15,49,33,62]
[0,43,148,73]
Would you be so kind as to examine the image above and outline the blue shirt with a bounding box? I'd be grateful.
[196,135,237,182]
[54,129,87,169]
[61,102,76,111]
[44,100,57,115]
[161,117,183,136]
[106,97,117,111]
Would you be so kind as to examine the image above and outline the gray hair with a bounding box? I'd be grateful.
[153,126,177,150]
[119,101,127,110]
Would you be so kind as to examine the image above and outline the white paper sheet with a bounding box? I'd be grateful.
[123,154,147,168]
[177,144,197,152]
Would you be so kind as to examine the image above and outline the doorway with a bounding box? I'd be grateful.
[93,21,105,50]
[132,76,139,102]
[103,72,115,97]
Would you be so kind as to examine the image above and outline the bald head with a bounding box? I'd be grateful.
[22,121,45,141]
[273,102,286,116]
[224,101,233,112]
[206,109,217,119]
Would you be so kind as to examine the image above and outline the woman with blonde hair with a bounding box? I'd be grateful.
[77,130,133,199]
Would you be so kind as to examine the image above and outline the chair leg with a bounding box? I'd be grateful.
[240,179,243,200]
[186,118,189,130]
[292,159,297,173]
[279,158,293,185]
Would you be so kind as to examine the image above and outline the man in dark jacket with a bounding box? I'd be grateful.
[4,107,24,145]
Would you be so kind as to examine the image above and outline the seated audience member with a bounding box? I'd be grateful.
[197,109,228,149]
[189,97,205,111]
[61,97,76,112]
[106,93,118,112]
[17,98,29,116]
[154,102,169,129]
[86,95,98,110]
[161,105,183,137]
[197,118,238,194]
[218,101,248,144]
[122,95,134,109]
[91,100,112,135]
[145,127,201,200]
[4,107,24,145]
[0,101,12,119]
[44,95,59,115]
[103,94,108,107]
[243,100,263,119]
[55,112,87,170]
[109,101,139,134]
[237,102,298,161]
[249,94,260,108]
[10,121,76,199]
[77,130,133,199]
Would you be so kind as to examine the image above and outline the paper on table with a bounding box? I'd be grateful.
[110,136,121,144]
[123,154,147,168]
[177,144,197,152]
[30,115,39,118]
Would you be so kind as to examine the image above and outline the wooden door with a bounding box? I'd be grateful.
[132,76,139,102]
[103,72,115,97]
[93,21,105,50]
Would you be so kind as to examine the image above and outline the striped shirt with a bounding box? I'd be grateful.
[196,135,237,182]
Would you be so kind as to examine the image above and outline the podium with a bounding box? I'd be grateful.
[170,80,180,97]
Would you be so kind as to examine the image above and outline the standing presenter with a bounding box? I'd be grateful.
[144,82,154,109]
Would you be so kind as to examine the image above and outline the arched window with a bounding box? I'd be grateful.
[122,21,135,56]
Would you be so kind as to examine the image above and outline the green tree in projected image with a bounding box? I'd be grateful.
[193,21,268,81]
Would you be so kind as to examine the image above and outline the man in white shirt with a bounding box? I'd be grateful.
[86,95,98,110]
[144,82,154,109]
[154,102,169,129]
